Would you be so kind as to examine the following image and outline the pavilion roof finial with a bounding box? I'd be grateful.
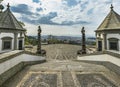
[7,3,10,9]
[110,4,113,10]
[0,4,4,12]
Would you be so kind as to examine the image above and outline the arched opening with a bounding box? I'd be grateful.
[18,40,23,50]
[98,41,102,51]
[108,38,119,51]
[1,37,13,50]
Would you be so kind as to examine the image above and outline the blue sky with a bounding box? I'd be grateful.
[1,0,120,36]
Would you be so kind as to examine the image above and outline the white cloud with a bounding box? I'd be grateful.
[1,0,120,36]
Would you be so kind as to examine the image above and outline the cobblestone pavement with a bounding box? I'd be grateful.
[25,44,80,60]
[43,44,80,60]
[2,61,120,87]
[2,44,120,87]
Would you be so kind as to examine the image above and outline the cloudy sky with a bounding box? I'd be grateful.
[1,0,120,36]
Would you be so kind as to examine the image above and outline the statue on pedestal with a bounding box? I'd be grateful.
[36,26,46,55]
[81,27,86,54]
[77,27,86,54]
[37,26,42,54]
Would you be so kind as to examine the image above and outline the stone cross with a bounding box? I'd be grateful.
[110,4,113,10]
[37,26,42,54]
[81,27,86,54]
[7,3,10,8]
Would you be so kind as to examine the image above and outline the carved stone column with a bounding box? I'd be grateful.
[103,33,107,51]
[14,32,18,50]
[37,26,42,54]
[81,27,86,54]
[118,39,120,51]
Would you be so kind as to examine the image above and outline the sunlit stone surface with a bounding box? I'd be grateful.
[16,71,117,87]
[76,74,117,87]
[2,44,120,87]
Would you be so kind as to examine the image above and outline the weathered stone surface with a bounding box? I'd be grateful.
[2,60,120,87]
[0,50,23,63]
[1,44,120,87]
[0,62,24,86]
[25,44,80,60]
[20,73,57,87]
[76,74,117,87]
[62,72,75,87]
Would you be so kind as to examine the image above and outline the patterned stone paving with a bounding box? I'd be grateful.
[2,44,120,87]
[2,60,120,87]
[15,71,117,87]
[18,72,58,87]
[62,72,75,87]
[76,73,117,87]
[25,44,80,60]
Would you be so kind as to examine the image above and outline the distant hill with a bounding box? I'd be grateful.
[25,35,96,45]
[28,35,96,41]
[37,35,81,41]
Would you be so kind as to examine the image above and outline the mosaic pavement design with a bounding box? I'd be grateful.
[17,71,117,87]
[76,73,117,87]
[17,72,60,87]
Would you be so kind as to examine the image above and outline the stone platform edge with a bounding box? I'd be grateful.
[0,50,46,63]
[0,60,46,86]
[0,50,24,63]
[77,50,120,77]
[75,60,120,76]
[0,50,46,86]
[104,50,120,59]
